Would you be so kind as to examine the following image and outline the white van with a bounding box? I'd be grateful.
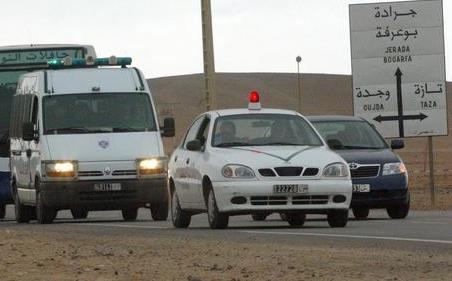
[9,57,175,224]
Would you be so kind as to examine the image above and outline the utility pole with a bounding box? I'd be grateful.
[200,0,217,110]
[296,56,302,112]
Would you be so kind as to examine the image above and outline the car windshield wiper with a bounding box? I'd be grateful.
[343,145,385,149]
[215,142,251,147]
[263,142,318,146]
[45,127,111,134]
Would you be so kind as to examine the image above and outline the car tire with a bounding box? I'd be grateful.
[122,208,138,221]
[279,212,288,221]
[171,191,191,228]
[36,188,57,224]
[327,210,349,228]
[352,207,369,220]
[387,201,410,219]
[286,213,306,227]
[207,188,229,229]
[0,204,5,219]
[150,201,169,221]
[13,184,33,223]
[71,208,89,219]
[251,213,268,221]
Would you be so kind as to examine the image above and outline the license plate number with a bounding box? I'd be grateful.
[352,184,370,193]
[94,183,122,191]
[273,184,309,194]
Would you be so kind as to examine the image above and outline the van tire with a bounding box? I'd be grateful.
[13,184,33,223]
[36,187,57,224]
[207,188,229,229]
[286,213,306,227]
[122,208,138,221]
[327,210,349,228]
[150,202,168,221]
[171,191,191,228]
[71,208,89,219]
[0,204,5,219]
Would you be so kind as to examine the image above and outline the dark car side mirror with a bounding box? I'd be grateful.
[161,117,175,137]
[391,139,404,150]
[0,132,9,157]
[327,139,343,150]
[23,122,38,142]
[186,139,202,151]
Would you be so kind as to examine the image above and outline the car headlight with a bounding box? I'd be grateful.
[382,162,406,176]
[222,164,255,179]
[323,163,349,178]
[137,157,167,176]
[44,161,77,177]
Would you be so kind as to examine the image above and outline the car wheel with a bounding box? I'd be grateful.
[0,204,5,219]
[122,208,138,221]
[171,190,191,228]
[286,213,306,227]
[13,184,33,223]
[71,208,89,219]
[327,210,349,228]
[251,212,268,221]
[207,188,229,229]
[352,207,369,220]
[387,201,410,219]
[150,201,169,221]
[279,212,288,221]
[36,188,57,224]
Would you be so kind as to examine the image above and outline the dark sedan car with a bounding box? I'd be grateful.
[308,115,409,220]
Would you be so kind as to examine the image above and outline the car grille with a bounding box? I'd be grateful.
[274,167,303,176]
[302,168,319,176]
[292,195,329,205]
[258,167,319,177]
[350,165,380,178]
[258,169,276,177]
[250,195,329,205]
[352,189,407,200]
[250,196,288,205]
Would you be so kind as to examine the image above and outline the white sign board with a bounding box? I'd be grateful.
[350,0,447,138]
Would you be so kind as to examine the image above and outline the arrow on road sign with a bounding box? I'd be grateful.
[372,68,428,138]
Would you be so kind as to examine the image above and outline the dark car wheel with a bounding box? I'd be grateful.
[150,201,169,221]
[207,188,229,229]
[327,210,349,228]
[352,207,369,220]
[387,201,410,219]
[0,204,5,219]
[122,208,138,221]
[286,213,306,227]
[251,212,268,221]
[71,208,89,219]
[171,191,191,228]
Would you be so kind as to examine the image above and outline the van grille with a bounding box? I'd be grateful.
[112,170,137,176]
[78,171,103,177]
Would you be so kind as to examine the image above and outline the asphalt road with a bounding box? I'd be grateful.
[1,205,452,254]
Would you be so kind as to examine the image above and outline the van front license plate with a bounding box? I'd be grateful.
[273,184,309,194]
[94,183,122,192]
[352,184,370,193]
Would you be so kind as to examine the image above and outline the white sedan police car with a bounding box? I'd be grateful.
[168,92,352,229]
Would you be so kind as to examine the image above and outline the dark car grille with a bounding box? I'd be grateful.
[302,168,319,176]
[258,169,276,177]
[350,165,380,178]
[274,167,303,176]
[259,167,319,177]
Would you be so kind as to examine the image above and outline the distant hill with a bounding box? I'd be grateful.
[147,73,452,188]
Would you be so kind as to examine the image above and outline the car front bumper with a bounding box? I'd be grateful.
[212,179,351,214]
[40,177,168,210]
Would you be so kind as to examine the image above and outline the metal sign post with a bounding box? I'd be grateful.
[428,136,435,206]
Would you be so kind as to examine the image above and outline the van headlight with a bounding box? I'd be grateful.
[323,163,349,178]
[222,164,255,179]
[382,162,406,176]
[44,161,77,178]
[137,157,167,177]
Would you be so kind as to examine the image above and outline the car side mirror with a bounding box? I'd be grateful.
[161,117,175,137]
[186,139,202,151]
[327,139,343,150]
[0,132,9,157]
[22,122,38,142]
[391,139,404,150]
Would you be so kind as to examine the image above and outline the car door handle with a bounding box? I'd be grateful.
[186,158,190,164]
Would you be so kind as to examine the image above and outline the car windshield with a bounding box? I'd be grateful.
[43,92,157,134]
[211,114,323,147]
[311,120,388,150]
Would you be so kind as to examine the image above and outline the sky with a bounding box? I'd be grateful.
[1,0,450,79]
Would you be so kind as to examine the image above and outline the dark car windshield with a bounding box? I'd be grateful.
[43,92,157,134]
[211,114,323,147]
[311,120,388,150]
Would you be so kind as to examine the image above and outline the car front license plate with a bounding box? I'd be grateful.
[94,183,122,191]
[273,184,309,194]
[352,184,370,193]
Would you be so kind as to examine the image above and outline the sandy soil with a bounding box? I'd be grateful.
[0,229,451,281]
[410,187,452,210]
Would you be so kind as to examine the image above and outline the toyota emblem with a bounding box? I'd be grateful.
[349,163,359,170]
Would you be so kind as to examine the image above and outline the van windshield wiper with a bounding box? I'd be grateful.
[112,127,145,132]
[216,142,251,147]
[45,127,111,134]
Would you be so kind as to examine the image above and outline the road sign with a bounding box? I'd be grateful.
[350,0,447,138]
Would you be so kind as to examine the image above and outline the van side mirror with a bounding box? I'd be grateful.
[327,139,343,150]
[186,139,202,151]
[391,139,404,150]
[23,122,38,142]
[161,117,175,137]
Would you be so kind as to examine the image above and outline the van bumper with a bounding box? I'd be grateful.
[40,178,168,210]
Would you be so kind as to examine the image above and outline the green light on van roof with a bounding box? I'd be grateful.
[47,56,132,68]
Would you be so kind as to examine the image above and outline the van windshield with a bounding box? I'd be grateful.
[43,92,157,134]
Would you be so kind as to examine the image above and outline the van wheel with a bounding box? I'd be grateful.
[171,190,191,228]
[352,207,369,220]
[36,187,57,224]
[286,213,306,227]
[0,204,5,219]
[122,208,138,221]
[150,201,169,221]
[13,185,33,223]
[327,210,349,228]
[251,212,268,221]
[71,208,89,219]
[207,188,229,229]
